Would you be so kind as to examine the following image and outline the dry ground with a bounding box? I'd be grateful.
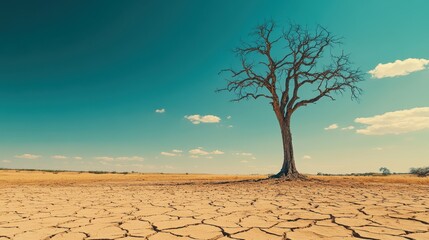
[0,170,428,240]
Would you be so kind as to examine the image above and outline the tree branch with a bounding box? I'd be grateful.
[218,21,364,120]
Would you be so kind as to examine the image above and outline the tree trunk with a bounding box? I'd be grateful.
[271,119,304,179]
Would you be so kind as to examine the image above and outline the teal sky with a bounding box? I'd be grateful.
[1,0,429,174]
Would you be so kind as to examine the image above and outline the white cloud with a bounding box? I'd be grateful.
[51,155,67,159]
[161,149,183,157]
[373,147,383,151]
[324,124,339,130]
[188,148,224,156]
[15,154,40,160]
[355,107,429,135]
[189,155,199,159]
[189,148,209,155]
[161,152,177,157]
[116,156,144,161]
[211,150,224,155]
[2,160,11,163]
[155,108,165,113]
[368,58,429,79]
[227,116,232,119]
[95,156,115,161]
[302,155,312,160]
[73,156,83,160]
[341,126,355,130]
[240,160,249,163]
[94,156,144,161]
[184,114,221,124]
[227,125,233,128]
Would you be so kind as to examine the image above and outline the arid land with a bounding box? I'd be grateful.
[0,170,428,240]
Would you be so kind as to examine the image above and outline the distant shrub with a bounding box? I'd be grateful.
[88,171,109,174]
[379,167,391,175]
[360,172,376,176]
[315,172,378,176]
[410,167,429,177]
[317,172,332,176]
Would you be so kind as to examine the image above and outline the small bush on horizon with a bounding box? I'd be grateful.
[379,167,391,175]
[316,172,378,176]
[87,171,109,174]
[410,167,429,177]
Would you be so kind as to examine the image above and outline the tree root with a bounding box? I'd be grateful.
[269,172,307,181]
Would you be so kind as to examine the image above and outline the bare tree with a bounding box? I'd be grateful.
[219,22,364,179]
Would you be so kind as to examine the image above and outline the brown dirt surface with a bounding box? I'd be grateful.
[0,170,428,239]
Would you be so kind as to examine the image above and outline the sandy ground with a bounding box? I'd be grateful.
[0,171,428,240]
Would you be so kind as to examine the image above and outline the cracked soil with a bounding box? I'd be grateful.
[0,171,428,240]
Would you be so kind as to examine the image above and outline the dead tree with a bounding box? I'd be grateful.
[219,22,363,179]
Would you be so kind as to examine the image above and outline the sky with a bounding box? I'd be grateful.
[1,0,429,174]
